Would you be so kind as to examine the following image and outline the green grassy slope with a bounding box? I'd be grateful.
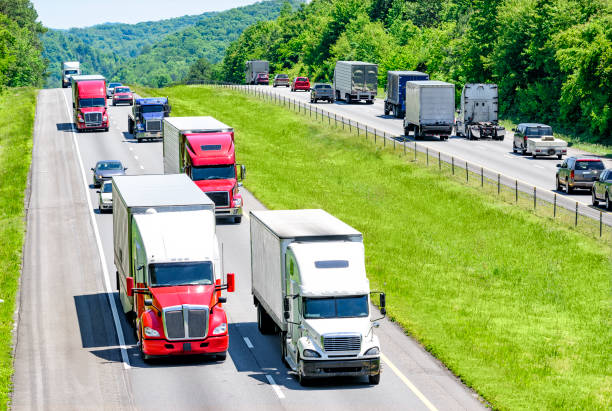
[0,88,36,410]
[137,84,612,410]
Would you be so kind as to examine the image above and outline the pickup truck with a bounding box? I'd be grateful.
[591,168,612,209]
[513,123,567,159]
[310,83,334,103]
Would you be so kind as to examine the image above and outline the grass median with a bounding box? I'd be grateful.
[136,84,611,410]
[0,88,36,410]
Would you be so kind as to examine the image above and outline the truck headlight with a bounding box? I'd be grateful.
[103,115,108,121]
[144,326,160,337]
[233,197,242,207]
[213,323,227,335]
[365,347,380,356]
[302,349,321,358]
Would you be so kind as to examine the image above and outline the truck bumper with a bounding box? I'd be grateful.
[215,206,242,218]
[77,121,109,131]
[99,202,113,211]
[422,125,453,136]
[302,357,380,378]
[135,131,163,139]
[351,93,375,101]
[142,335,228,357]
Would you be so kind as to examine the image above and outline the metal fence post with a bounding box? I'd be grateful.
[309,105,312,118]
[497,174,500,195]
[466,162,469,182]
[383,131,386,147]
[438,152,441,170]
[426,148,429,166]
[342,117,345,130]
[575,202,578,226]
[452,157,455,175]
[357,123,360,136]
[600,212,603,237]
[365,126,368,139]
[414,142,417,162]
[554,194,557,217]
[349,120,352,133]
[374,129,376,144]
[533,187,536,210]
[481,167,484,187]
[515,180,518,202]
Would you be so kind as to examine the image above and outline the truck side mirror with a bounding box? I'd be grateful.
[73,102,75,108]
[556,164,561,168]
[226,273,235,293]
[240,165,246,180]
[96,190,100,194]
[126,276,134,297]
[380,293,386,308]
[283,297,290,320]
[144,298,153,307]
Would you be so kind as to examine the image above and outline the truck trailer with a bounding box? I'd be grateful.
[455,83,505,140]
[71,75,109,132]
[250,209,385,385]
[333,61,378,104]
[163,117,245,222]
[384,71,429,118]
[113,174,235,361]
[245,60,269,85]
[403,80,455,140]
[128,97,171,141]
[62,61,81,88]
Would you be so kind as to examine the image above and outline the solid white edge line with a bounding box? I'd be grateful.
[381,352,438,411]
[61,90,131,369]
[265,374,285,399]
[243,337,254,349]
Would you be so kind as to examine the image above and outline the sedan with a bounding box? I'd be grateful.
[112,86,133,106]
[97,180,113,212]
[291,77,310,92]
[273,74,290,87]
[91,160,127,187]
[107,82,122,98]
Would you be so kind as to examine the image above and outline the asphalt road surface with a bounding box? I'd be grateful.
[253,84,612,223]
[12,88,485,410]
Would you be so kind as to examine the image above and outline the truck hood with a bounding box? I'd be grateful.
[194,179,236,193]
[150,285,215,308]
[97,169,125,178]
[304,317,373,341]
[80,107,106,113]
[142,112,164,121]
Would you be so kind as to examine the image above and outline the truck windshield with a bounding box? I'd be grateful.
[191,165,235,181]
[141,105,164,113]
[109,83,122,88]
[79,98,106,108]
[303,296,369,319]
[525,126,553,136]
[65,70,78,75]
[149,261,214,287]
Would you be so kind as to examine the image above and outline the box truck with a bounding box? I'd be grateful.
[384,71,429,118]
[245,60,269,85]
[455,83,505,140]
[403,80,455,141]
[62,61,80,88]
[113,174,235,361]
[163,117,245,222]
[250,209,385,385]
[333,61,378,104]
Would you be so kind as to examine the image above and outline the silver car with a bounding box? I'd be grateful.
[97,180,113,212]
[107,82,122,98]
[91,160,127,187]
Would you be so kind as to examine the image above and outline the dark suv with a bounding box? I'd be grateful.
[310,83,334,103]
[556,156,605,194]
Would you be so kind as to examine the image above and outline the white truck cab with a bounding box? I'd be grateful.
[250,209,385,385]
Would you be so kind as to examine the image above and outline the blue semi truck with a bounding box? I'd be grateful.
[127,97,171,142]
[384,71,429,118]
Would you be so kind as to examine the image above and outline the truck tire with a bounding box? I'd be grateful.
[257,304,275,335]
[384,105,389,116]
[234,216,242,224]
[216,352,227,361]
[557,154,563,160]
[532,153,537,159]
[404,127,410,136]
[512,143,517,153]
[369,373,381,385]
[521,145,527,155]
[297,358,309,386]
[139,341,151,363]
[280,332,288,366]
[128,118,133,134]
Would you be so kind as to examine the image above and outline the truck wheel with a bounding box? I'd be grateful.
[128,119,132,134]
[257,305,274,335]
[139,341,151,363]
[404,127,410,137]
[368,373,381,385]
[384,105,389,115]
[532,153,537,159]
[557,154,563,160]
[297,358,309,386]
[592,190,599,206]
[512,143,517,153]
[216,352,227,361]
[234,216,242,224]
[280,332,288,366]
[366,99,373,105]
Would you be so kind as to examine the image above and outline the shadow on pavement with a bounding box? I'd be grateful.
[56,122,75,132]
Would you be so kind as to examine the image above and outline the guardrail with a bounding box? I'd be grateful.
[187,81,612,241]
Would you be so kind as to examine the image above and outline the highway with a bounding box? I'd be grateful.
[11,88,485,410]
[252,84,612,223]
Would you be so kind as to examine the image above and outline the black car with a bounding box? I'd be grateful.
[91,160,127,187]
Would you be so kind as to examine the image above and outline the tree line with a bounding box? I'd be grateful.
[217,0,611,140]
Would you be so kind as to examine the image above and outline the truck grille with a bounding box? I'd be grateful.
[163,305,209,340]
[146,120,162,132]
[323,334,361,352]
[84,112,102,125]
[205,191,230,208]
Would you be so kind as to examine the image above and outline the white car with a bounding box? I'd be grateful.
[97,181,113,212]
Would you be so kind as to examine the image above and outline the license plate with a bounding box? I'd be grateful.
[183,343,192,352]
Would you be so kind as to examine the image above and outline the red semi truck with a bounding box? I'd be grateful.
[163,117,246,223]
[71,75,109,132]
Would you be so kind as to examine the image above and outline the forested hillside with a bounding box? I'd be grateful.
[0,0,45,87]
[221,0,612,140]
[43,0,301,88]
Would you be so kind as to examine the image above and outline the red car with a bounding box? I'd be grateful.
[291,76,310,92]
[255,73,269,85]
[112,86,133,106]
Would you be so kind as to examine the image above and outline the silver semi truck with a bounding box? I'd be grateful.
[245,60,269,85]
[251,209,386,385]
[455,83,505,140]
[62,61,81,88]
[404,80,455,141]
[333,61,378,104]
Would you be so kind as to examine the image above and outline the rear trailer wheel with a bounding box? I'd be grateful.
[280,332,288,366]
[369,373,381,385]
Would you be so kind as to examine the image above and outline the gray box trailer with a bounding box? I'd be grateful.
[333,61,378,103]
[245,60,269,84]
[384,71,429,118]
[403,80,455,141]
[112,174,215,314]
[456,83,505,140]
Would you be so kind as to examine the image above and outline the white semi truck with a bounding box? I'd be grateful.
[333,61,378,104]
[62,61,80,88]
[250,209,385,385]
[455,83,505,140]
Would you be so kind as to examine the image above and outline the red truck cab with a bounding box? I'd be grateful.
[72,75,109,132]
[164,117,246,224]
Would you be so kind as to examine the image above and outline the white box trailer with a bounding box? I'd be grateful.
[250,209,385,385]
[112,174,216,314]
[403,80,455,141]
[456,83,505,140]
[245,60,269,84]
[333,61,378,103]
[62,61,80,88]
